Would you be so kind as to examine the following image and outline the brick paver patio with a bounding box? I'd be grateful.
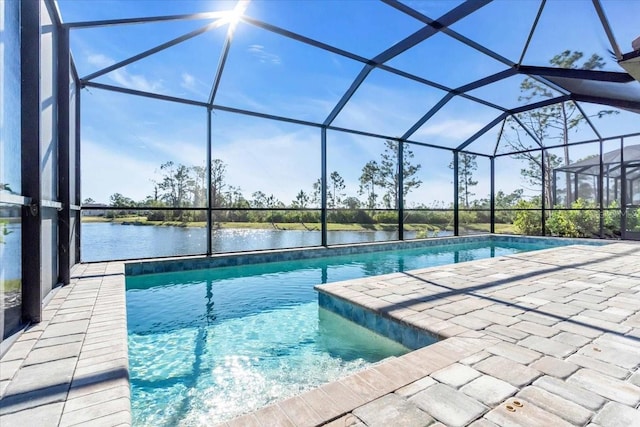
[1,242,640,426]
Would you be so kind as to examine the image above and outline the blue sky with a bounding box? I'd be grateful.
[57,0,640,206]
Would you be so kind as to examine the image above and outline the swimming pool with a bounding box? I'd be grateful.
[125,237,591,426]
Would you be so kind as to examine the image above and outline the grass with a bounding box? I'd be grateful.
[1,279,21,293]
[82,216,399,231]
[81,216,206,227]
[81,216,515,234]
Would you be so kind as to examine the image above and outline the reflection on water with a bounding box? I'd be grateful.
[81,222,441,262]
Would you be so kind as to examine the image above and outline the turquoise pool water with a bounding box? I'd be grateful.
[126,239,573,426]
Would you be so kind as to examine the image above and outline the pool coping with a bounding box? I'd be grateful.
[123,233,604,276]
[1,236,639,426]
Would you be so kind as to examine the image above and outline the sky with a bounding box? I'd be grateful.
[57,0,640,206]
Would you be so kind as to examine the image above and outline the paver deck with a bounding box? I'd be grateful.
[1,242,640,426]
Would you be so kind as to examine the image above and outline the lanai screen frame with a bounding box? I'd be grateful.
[56,0,640,261]
[551,142,640,207]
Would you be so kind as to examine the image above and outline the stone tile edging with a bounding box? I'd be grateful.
[2,239,639,427]
[0,262,130,427]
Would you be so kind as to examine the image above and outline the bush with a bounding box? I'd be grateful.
[545,211,581,237]
[546,199,599,238]
[225,210,249,222]
[146,211,167,221]
[404,211,429,224]
[603,205,621,237]
[513,200,542,235]
[372,211,397,224]
[458,210,479,225]
[405,210,453,225]
[247,211,267,223]
[495,210,516,226]
[628,208,640,231]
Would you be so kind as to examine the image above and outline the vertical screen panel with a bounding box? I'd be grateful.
[69,72,78,206]
[458,154,491,235]
[1,0,23,341]
[69,214,79,266]
[0,0,21,194]
[41,208,58,297]
[211,111,321,252]
[602,138,623,208]
[494,153,543,236]
[40,2,59,295]
[404,145,454,239]
[1,205,22,340]
[326,131,400,245]
[80,90,207,261]
[81,90,207,207]
[41,2,58,202]
[69,69,79,266]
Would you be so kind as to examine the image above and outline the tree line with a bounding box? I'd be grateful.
[92,140,434,224]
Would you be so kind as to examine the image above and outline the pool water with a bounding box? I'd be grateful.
[126,240,568,426]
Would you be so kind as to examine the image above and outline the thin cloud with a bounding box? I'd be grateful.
[213,126,319,203]
[215,90,270,112]
[180,72,196,90]
[247,44,282,65]
[414,119,486,140]
[87,53,163,93]
[179,72,209,98]
[332,79,447,138]
[139,134,206,167]
[82,139,157,203]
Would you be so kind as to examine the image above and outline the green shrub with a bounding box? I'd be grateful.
[513,200,542,235]
[247,211,267,223]
[458,210,479,225]
[495,210,516,226]
[628,207,640,231]
[545,211,580,237]
[146,211,167,221]
[404,211,429,224]
[546,199,599,238]
[372,211,397,224]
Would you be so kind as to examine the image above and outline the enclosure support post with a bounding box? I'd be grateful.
[599,139,605,238]
[490,157,495,234]
[541,149,546,235]
[58,27,71,285]
[21,0,42,323]
[621,163,627,238]
[206,108,213,256]
[621,137,626,239]
[75,73,82,263]
[573,172,579,205]
[605,165,610,207]
[552,169,557,207]
[398,140,404,240]
[321,127,328,247]
[453,151,459,236]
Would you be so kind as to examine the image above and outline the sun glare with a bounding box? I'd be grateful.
[226,0,249,25]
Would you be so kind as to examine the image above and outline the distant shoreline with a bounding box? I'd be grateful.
[80,216,513,233]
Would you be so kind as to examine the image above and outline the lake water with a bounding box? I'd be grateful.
[81,223,451,262]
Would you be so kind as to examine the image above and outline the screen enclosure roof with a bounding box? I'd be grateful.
[57,0,640,157]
